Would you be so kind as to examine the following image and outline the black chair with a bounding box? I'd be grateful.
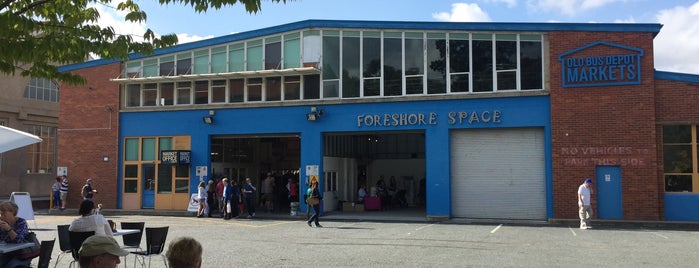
[68,231,95,268]
[37,239,56,268]
[132,226,169,268]
[54,225,72,268]
[120,222,145,266]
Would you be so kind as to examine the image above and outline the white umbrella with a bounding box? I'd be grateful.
[0,125,42,153]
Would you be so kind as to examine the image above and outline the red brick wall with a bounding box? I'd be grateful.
[550,31,661,220]
[58,62,122,209]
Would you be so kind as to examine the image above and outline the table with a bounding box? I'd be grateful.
[0,242,34,254]
[113,229,140,236]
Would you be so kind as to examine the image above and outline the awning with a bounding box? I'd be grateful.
[0,125,42,153]
[110,67,320,83]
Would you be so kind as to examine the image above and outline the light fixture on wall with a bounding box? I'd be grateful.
[203,110,215,124]
[306,106,324,121]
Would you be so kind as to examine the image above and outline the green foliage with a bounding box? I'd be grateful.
[0,0,284,85]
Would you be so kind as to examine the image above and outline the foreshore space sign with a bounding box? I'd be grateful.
[558,41,643,88]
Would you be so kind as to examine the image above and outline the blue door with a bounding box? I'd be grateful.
[595,165,622,219]
[142,164,155,209]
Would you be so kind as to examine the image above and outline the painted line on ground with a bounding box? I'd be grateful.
[651,232,669,239]
[490,224,503,234]
[568,226,577,236]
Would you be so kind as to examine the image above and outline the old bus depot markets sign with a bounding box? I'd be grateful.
[558,41,643,88]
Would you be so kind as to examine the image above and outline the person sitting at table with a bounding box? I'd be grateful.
[78,235,129,268]
[357,183,367,204]
[0,201,32,268]
[70,200,113,236]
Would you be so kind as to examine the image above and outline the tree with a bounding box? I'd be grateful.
[0,0,285,85]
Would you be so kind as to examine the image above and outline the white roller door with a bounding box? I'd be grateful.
[450,128,546,220]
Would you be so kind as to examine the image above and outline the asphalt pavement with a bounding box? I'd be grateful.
[23,209,699,268]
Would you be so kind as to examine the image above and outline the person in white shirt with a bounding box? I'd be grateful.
[357,184,367,204]
[69,200,113,236]
[577,178,593,229]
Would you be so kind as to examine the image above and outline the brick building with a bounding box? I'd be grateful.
[57,20,699,221]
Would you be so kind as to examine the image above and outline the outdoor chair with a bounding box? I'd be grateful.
[68,231,95,268]
[54,225,72,268]
[131,226,169,268]
[120,221,145,266]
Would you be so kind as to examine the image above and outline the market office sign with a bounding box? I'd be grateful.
[558,41,643,88]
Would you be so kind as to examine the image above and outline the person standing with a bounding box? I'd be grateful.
[306,180,323,228]
[206,180,216,217]
[221,178,232,219]
[52,176,62,209]
[243,177,256,218]
[262,172,276,213]
[216,178,225,218]
[60,175,69,210]
[196,181,206,218]
[578,178,593,229]
[82,178,97,201]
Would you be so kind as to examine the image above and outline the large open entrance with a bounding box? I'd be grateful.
[322,131,426,214]
[210,135,301,213]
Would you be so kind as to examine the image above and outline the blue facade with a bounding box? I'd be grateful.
[119,95,551,218]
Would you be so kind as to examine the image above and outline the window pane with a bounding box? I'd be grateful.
[284,34,301,69]
[143,59,158,77]
[125,138,139,161]
[284,76,300,100]
[497,71,517,90]
[473,39,493,92]
[265,40,282,70]
[450,74,469,93]
[175,179,189,193]
[323,80,339,98]
[211,47,227,73]
[665,175,692,192]
[176,165,190,177]
[521,40,543,90]
[342,35,360,98]
[405,35,424,75]
[426,37,446,94]
[247,40,262,71]
[142,138,156,161]
[158,165,172,194]
[247,78,262,101]
[124,180,138,193]
[177,58,192,75]
[229,44,245,72]
[229,79,244,102]
[364,78,380,97]
[143,83,157,106]
[406,77,424,95]
[303,74,320,100]
[161,83,174,106]
[212,80,226,103]
[160,56,174,76]
[496,39,517,70]
[124,165,138,178]
[159,137,173,152]
[664,125,691,143]
[177,82,191,105]
[303,30,321,67]
[322,35,340,80]
[384,36,402,96]
[450,39,469,73]
[266,77,281,101]
[363,34,381,78]
[126,84,140,107]
[663,145,692,173]
[193,50,209,74]
[194,81,209,104]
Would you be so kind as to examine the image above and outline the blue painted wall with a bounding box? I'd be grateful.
[119,95,551,218]
[664,193,699,221]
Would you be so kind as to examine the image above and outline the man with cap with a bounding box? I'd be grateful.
[577,178,593,229]
[79,235,129,268]
[81,178,97,201]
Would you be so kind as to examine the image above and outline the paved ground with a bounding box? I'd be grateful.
[22,212,699,268]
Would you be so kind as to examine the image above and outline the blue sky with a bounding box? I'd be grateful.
[95,0,699,74]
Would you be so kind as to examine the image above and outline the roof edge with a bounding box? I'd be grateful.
[655,70,699,83]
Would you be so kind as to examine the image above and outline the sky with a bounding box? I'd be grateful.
[94,0,699,74]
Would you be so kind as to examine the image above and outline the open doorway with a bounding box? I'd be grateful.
[322,131,426,214]
[210,135,301,214]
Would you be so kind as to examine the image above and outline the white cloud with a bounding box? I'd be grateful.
[177,33,214,44]
[529,0,625,16]
[654,1,699,74]
[484,0,518,8]
[432,3,492,22]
